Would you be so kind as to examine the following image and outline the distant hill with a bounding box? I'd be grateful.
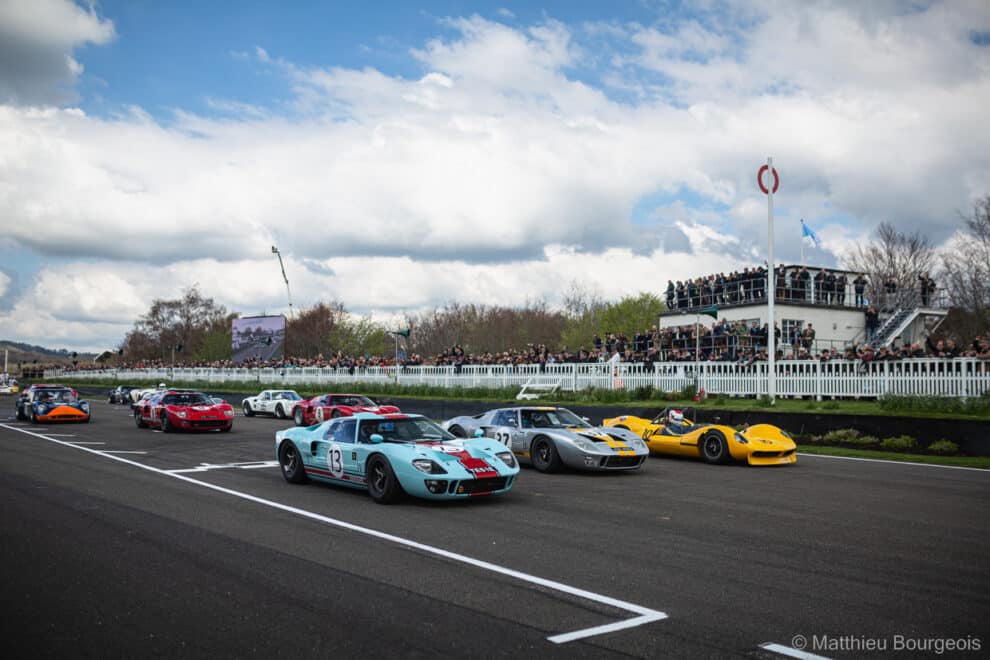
[0,340,97,371]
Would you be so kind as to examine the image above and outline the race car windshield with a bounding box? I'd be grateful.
[357,418,453,443]
[520,408,585,428]
[274,391,301,401]
[162,393,212,405]
[38,389,76,402]
[333,395,376,407]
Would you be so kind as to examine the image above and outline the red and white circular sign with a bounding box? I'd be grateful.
[757,165,780,194]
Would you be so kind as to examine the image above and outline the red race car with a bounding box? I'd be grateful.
[291,393,399,426]
[134,389,234,433]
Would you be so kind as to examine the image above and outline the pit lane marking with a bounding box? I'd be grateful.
[760,642,832,659]
[1,422,667,644]
[797,453,989,472]
[166,461,279,474]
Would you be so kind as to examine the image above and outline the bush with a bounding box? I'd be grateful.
[879,393,990,416]
[845,435,880,448]
[822,428,861,443]
[879,435,917,451]
[927,439,960,455]
[820,400,840,410]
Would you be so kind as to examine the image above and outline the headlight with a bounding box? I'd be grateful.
[573,437,598,451]
[224,409,234,417]
[81,403,89,411]
[496,451,516,468]
[733,432,749,444]
[412,459,447,474]
[176,411,187,419]
[36,404,48,413]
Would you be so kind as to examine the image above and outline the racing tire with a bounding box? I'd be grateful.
[293,407,305,426]
[530,436,563,473]
[700,431,730,465]
[242,401,255,417]
[330,409,342,419]
[278,441,308,484]
[274,404,285,419]
[367,455,403,504]
[29,408,37,424]
[447,425,466,438]
[134,409,147,428]
[15,405,25,421]
[160,413,173,433]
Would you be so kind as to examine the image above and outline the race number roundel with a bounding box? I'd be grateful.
[327,443,344,479]
[315,407,324,422]
[757,165,780,194]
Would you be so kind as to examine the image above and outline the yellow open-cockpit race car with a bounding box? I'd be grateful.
[602,407,796,466]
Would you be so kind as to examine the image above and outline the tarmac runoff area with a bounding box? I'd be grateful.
[0,399,987,658]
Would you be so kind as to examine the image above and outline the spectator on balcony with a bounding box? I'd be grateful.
[799,266,811,301]
[883,277,898,309]
[853,273,868,306]
[919,272,936,306]
[814,269,826,304]
[835,272,847,305]
[665,280,675,309]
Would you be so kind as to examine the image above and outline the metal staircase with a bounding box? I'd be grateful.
[872,306,947,348]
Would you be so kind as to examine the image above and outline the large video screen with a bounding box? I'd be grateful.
[232,315,286,365]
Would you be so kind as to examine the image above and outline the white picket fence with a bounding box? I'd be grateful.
[48,358,990,399]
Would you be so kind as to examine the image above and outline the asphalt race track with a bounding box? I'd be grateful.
[1,399,988,659]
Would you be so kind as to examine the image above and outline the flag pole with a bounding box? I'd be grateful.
[767,156,776,405]
[800,219,805,268]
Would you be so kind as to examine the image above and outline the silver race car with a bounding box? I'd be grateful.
[442,406,649,473]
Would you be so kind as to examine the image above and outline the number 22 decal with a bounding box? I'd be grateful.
[327,443,344,478]
[494,430,512,447]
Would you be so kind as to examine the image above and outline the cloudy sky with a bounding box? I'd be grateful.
[1,0,988,352]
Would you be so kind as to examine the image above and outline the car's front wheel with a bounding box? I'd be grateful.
[530,436,563,473]
[243,401,255,417]
[134,409,146,428]
[274,404,285,419]
[279,441,308,484]
[293,407,305,426]
[700,431,730,465]
[160,413,173,433]
[367,456,402,504]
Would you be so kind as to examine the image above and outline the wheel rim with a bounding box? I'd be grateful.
[276,405,283,418]
[705,435,720,457]
[282,445,297,473]
[370,462,386,493]
[536,441,550,464]
[243,403,250,414]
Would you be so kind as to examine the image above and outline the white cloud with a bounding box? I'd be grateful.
[1,4,988,351]
[0,0,115,105]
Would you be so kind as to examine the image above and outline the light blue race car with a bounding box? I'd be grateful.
[274,412,520,504]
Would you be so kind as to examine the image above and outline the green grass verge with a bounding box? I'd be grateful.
[797,445,990,469]
[50,377,990,420]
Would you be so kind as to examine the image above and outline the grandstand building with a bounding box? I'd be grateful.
[659,264,948,353]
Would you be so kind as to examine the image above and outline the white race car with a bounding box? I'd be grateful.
[242,389,302,419]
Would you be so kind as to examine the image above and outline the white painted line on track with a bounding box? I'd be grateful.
[0,423,666,644]
[45,433,77,437]
[67,441,105,445]
[798,452,988,472]
[760,642,832,659]
[166,461,279,474]
[100,450,148,455]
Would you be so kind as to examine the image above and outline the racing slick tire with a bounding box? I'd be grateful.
[160,413,174,433]
[274,404,286,419]
[531,436,563,473]
[700,430,731,465]
[293,407,305,426]
[447,425,466,438]
[134,409,147,428]
[278,441,308,484]
[242,401,255,417]
[367,455,403,504]
[330,409,342,419]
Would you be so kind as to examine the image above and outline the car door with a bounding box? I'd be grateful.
[488,410,523,453]
[257,391,272,414]
[312,419,358,483]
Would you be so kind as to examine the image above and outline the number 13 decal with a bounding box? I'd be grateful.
[327,443,344,478]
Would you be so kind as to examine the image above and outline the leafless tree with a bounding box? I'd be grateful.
[939,195,990,340]
[843,222,935,309]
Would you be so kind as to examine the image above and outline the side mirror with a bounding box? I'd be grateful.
[369,433,384,444]
[473,429,484,438]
